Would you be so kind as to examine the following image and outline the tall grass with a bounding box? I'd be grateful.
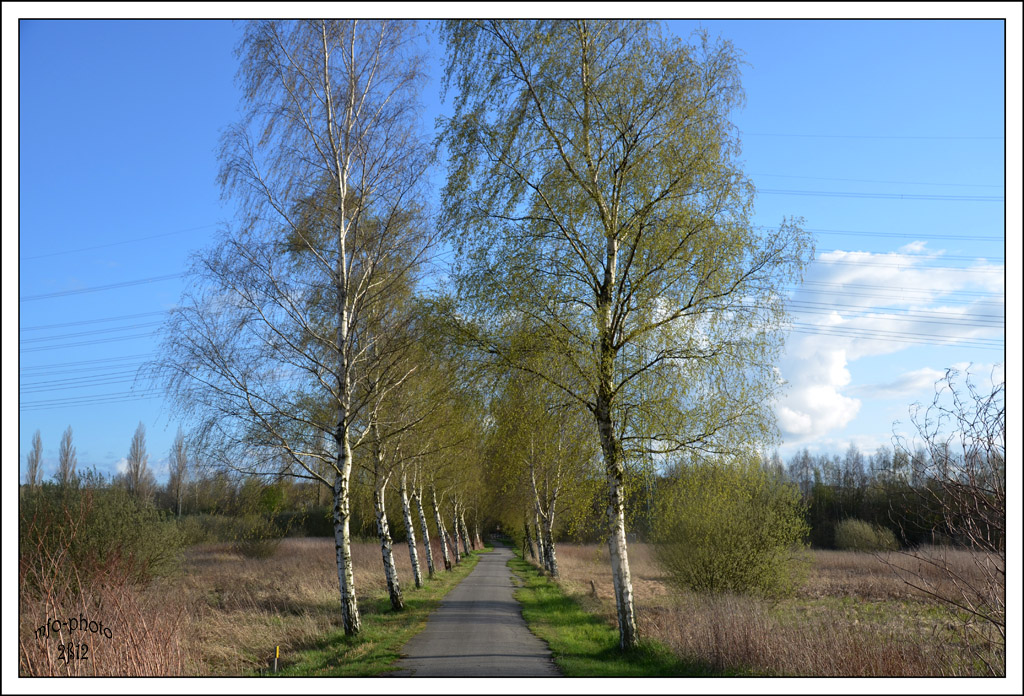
[177,536,454,675]
[546,543,1002,676]
[19,487,193,676]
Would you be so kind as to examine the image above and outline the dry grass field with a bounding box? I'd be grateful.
[547,543,1003,676]
[20,537,449,676]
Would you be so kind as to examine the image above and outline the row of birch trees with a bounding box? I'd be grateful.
[156,19,488,635]
[156,19,813,649]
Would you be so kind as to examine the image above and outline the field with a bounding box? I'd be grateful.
[20,537,455,676]
[545,543,1004,676]
[21,533,1002,677]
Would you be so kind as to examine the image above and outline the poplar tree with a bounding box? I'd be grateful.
[57,426,77,488]
[26,430,43,489]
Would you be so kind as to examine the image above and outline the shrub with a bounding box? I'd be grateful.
[834,518,899,552]
[20,484,182,591]
[653,460,809,597]
[232,514,283,559]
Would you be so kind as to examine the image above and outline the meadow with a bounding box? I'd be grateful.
[20,536,456,676]
[20,528,1001,677]
[543,543,1003,677]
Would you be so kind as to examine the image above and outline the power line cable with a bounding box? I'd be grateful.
[20,223,218,261]
[19,331,160,353]
[20,310,170,332]
[796,280,1003,298]
[19,353,153,373]
[816,250,1003,264]
[19,321,165,344]
[811,258,1002,272]
[750,172,1003,189]
[755,225,1003,243]
[744,132,1004,141]
[758,189,1003,202]
[19,273,184,302]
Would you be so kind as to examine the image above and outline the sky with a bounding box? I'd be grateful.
[8,10,1018,489]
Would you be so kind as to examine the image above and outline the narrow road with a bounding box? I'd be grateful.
[390,544,561,677]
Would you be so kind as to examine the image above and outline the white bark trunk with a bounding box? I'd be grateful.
[544,515,559,577]
[451,504,462,564]
[597,402,638,650]
[524,519,536,560]
[332,453,360,635]
[399,472,422,588]
[374,485,404,611]
[414,488,436,578]
[533,512,546,573]
[431,486,452,570]
[459,510,471,555]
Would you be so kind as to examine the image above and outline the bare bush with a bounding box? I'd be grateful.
[890,367,1005,675]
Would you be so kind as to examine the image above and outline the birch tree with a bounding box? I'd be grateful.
[156,20,431,636]
[489,363,598,577]
[440,20,812,649]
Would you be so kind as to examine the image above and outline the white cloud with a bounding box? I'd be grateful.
[114,457,129,474]
[776,343,861,442]
[847,367,947,400]
[897,240,928,254]
[774,246,1004,447]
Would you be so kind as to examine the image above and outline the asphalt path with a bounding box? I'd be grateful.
[389,543,561,677]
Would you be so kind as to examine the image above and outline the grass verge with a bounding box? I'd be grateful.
[269,548,488,677]
[508,554,736,677]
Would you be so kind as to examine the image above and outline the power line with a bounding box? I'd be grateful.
[19,392,165,412]
[786,300,1003,327]
[816,250,1003,264]
[788,307,1003,331]
[758,189,1003,202]
[797,280,1003,299]
[20,310,170,332]
[788,323,1004,351]
[20,223,218,261]
[19,331,160,353]
[811,258,1002,272]
[19,321,165,345]
[744,132,1004,141]
[750,172,1003,189]
[19,353,154,373]
[19,273,184,302]
[756,225,1003,243]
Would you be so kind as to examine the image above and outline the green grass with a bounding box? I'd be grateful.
[267,548,488,677]
[508,554,731,677]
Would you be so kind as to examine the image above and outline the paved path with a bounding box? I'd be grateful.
[390,544,561,677]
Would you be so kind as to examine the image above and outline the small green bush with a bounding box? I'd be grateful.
[834,518,899,552]
[653,460,810,597]
[232,514,283,559]
[20,483,182,591]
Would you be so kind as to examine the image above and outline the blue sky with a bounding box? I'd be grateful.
[8,14,1017,485]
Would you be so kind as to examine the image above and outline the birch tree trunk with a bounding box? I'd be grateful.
[544,516,559,578]
[431,486,453,570]
[332,446,360,634]
[596,400,637,650]
[459,509,471,555]
[414,488,436,578]
[451,504,462,564]
[399,471,423,588]
[373,485,405,611]
[533,512,546,573]
[524,520,536,560]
